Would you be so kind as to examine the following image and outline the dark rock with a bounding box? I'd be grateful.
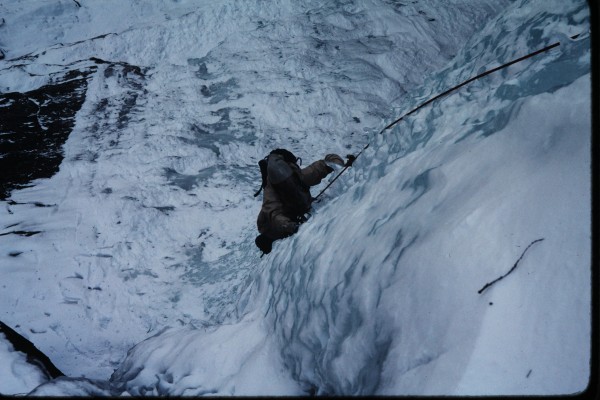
[0,320,65,379]
[0,67,95,200]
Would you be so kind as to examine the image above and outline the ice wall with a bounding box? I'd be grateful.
[260,0,590,395]
[0,0,590,396]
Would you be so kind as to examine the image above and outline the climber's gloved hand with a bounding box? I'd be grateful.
[345,154,356,167]
[324,153,345,167]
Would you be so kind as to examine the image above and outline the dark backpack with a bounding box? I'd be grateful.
[254,149,313,219]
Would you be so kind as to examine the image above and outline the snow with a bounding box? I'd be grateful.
[0,333,49,395]
[110,313,304,396]
[0,0,590,396]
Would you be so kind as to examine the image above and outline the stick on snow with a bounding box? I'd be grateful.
[478,238,545,294]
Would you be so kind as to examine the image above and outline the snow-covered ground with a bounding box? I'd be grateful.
[0,0,591,396]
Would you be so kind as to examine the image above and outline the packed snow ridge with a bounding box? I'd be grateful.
[0,0,591,396]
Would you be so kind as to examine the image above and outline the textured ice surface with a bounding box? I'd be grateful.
[0,0,590,396]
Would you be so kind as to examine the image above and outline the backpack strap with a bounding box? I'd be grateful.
[254,156,269,197]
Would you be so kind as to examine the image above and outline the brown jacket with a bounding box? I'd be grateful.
[257,159,332,239]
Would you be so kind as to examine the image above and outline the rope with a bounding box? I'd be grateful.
[379,33,581,134]
[311,32,582,202]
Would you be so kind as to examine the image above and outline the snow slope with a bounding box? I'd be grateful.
[0,0,591,396]
[0,332,50,395]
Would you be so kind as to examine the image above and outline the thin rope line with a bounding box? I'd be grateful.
[379,33,581,134]
[311,32,583,201]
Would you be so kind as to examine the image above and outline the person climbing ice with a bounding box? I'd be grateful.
[253,148,346,255]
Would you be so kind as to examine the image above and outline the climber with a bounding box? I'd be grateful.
[254,148,345,254]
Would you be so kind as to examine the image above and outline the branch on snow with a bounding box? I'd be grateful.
[478,238,545,294]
